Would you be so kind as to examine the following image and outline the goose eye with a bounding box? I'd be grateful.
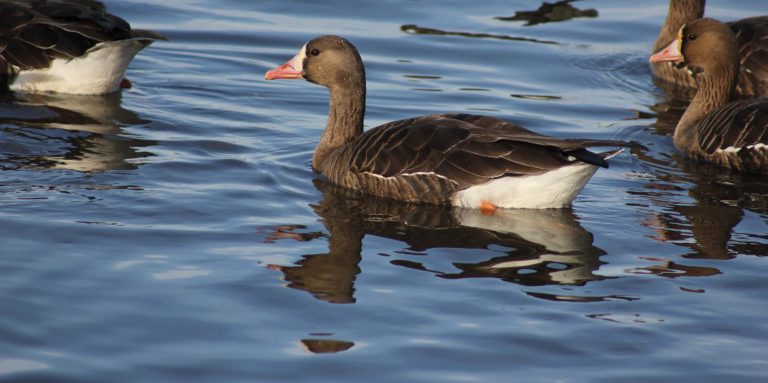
[687,33,697,41]
[310,48,320,56]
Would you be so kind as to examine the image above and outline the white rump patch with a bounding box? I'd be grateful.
[10,39,152,95]
[451,163,600,209]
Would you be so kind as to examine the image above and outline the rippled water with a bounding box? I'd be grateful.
[1,0,767,382]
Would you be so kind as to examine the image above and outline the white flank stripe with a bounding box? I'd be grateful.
[719,143,768,153]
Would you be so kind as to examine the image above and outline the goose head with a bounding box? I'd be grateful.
[264,35,365,91]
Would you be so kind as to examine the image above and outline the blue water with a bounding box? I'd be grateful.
[1,0,767,382]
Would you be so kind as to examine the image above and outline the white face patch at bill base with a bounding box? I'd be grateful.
[264,43,308,80]
[287,43,308,74]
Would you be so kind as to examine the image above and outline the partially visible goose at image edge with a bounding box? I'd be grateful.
[265,35,641,211]
[650,18,768,174]
[0,0,166,95]
[651,0,768,97]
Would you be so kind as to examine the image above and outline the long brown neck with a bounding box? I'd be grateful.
[654,0,705,51]
[313,79,366,170]
[676,59,737,144]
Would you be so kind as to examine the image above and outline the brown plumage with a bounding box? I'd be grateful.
[650,18,768,174]
[266,35,639,208]
[0,0,165,90]
[319,113,632,204]
[651,0,768,97]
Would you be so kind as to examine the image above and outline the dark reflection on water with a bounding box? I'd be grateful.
[628,256,721,278]
[401,0,599,46]
[510,94,562,101]
[0,93,154,172]
[299,338,355,354]
[495,0,598,26]
[638,162,768,259]
[401,24,559,45]
[267,180,611,304]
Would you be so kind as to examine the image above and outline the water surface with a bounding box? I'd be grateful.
[1,0,767,382]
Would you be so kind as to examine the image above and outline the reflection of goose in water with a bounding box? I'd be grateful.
[0,92,153,172]
[265,179,607,304]
[635,161,768,263]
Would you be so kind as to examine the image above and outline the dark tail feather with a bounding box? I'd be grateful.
[562,138,645,168]
[565,148,610,168]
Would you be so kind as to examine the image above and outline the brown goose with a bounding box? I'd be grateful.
[0,0,165,94]
[265,35,639,211]
[651,0,768,97]
[650,18,768,174]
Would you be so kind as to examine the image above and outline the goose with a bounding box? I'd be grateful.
[651,0,768,97]
[265,35,638,211]
[650,18,768,174]
[0,0,165,95]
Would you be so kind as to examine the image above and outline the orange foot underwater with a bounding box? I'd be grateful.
[480,201,498,216]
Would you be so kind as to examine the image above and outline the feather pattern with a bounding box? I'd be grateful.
[681,98,768,172]
[731,16,768,96]
[0,0,165,93]
[318,113,636,205]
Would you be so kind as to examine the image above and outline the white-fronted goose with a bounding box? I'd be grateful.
[265,35,639,211]
[650,18,768,174]
[0,0,165,94]
[651,0,768,96]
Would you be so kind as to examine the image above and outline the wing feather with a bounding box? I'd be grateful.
[696,98,768,154]
[322,114,637,192]
[730,16,768,95]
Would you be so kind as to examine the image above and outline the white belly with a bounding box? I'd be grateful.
[451,163,600,209]
[9,39,151,95]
